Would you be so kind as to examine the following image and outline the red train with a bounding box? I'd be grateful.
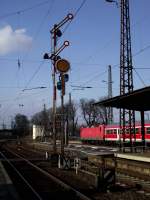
[80,123,150,144]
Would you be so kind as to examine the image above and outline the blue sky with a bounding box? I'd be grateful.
[0,0,150,126]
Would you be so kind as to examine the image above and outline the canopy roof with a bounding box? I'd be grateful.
[94,86,150,111]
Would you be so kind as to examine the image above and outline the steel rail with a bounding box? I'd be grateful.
[116,172,150,191]
[0,151,43,200]
[3,148,92,200]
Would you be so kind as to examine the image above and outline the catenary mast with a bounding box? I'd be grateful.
[119,0,135,151]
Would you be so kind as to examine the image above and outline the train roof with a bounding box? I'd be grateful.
[106,123,150,128]
[81,123,150,129]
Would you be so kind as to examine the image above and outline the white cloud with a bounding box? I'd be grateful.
[0,25,32,55]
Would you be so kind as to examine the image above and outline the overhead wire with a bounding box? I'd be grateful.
[0,1,99,123]
[0,0,55,119]
[22,0,55,61]
[110,42,150,66]
[19,0,55,93]
[70,1,150,91]
[1,1,55,113]
[70,38,150,92]
[0,0,54,109]
[0,88,49,105]
[0,57,42,63]
[0,0,50,20]
[71,1,150,79]
[15,11,22,89]
[13,0,88,110]
[1,0,150,91]
[134,67,150,70]
[107,42,150,87]
[22,61,45,90]
[68,0,150,93]
[71,47,150,92]
[70,69,107,91]
[0,60,45,119]
[1,86,49,118]
[61,0,88,35]
[133,44,150,58]
[0,1,56,123]
[2,0,150,123]
[17,0,55,109]
[133,68,146,87]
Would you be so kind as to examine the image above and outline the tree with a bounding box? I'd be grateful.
[13,114,29,136]
[64,101,78,136]
[31,104,51,129]
[80,98,108,126]
[31,105,53,138]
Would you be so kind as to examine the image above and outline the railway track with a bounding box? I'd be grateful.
[2,144,150,200]
[0,148,92,200]
[116,172,150,192]
[9,144,150,192]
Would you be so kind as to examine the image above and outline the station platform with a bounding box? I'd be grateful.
[0,162,19,200]
[115,152,150,163]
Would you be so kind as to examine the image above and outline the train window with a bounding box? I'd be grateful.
[135,128,139,134]
[106,130,113,134]
[146,127,150,134]
[128,128,136,134]
[114,129,117,134]
[131,128,135,133]
[125,128,129,133]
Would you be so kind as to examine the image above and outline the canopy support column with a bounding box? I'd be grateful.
[141,110,145,151]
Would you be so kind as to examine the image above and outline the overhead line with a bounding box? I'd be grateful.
[133,68,146,87]
[0,0,50,20]
[22,0,55,62]
[0,1,54,116]
[0,1,54,119]
[1,89,48,118]
[133,44,150,57]
[111,43,150,69]
[23,61,45,90]
[70,40,150,89]
[1,58,150,69]
[18,0,55,91]
[134,67,150,70]
[62,0,87,34]
[74,0,87,18]
[71,70,107,90]
[0,61,45,115]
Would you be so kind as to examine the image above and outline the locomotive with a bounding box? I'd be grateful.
[80,123,150,144]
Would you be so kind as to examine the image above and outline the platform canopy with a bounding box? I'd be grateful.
[94,86,150,111]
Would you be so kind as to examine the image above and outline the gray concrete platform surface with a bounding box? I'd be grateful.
[0,162,19,200]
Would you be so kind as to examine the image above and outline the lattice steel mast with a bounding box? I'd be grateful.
[108,65,113,124]
[120,0,135,151]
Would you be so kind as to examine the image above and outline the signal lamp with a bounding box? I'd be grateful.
[64,74,69,82]
[57,81,62,90]
[56,29,62,37]
[55,55,61,60]
[64,41,69,46]
[43,53,49,59]
[67,13,73,20]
